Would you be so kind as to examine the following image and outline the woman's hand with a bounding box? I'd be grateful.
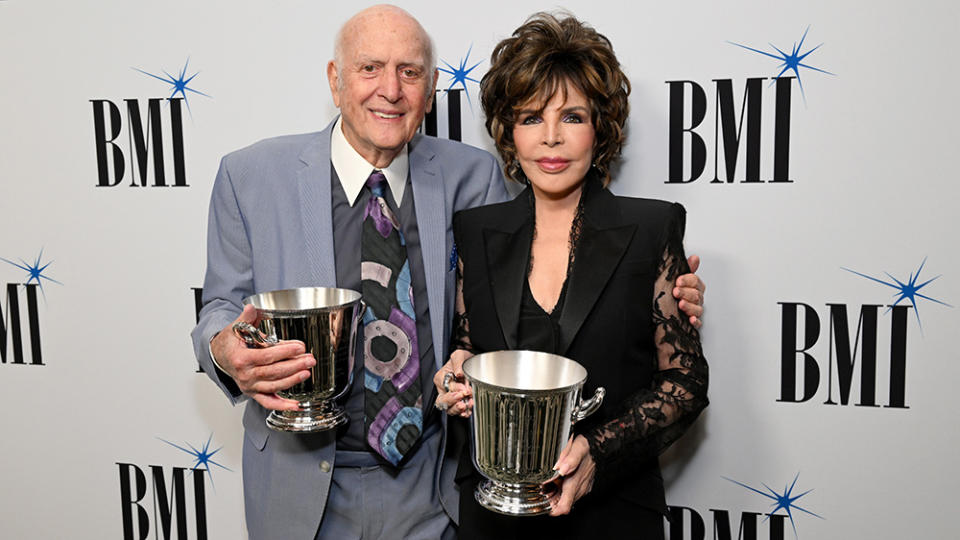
[548,435,596,516]
[432,349,474,417]
[673,254,706,328]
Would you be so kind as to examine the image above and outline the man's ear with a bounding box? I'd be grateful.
[425,67,439,113]
[327,61,341,107]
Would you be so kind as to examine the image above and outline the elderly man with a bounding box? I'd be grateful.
[192,4,704,539]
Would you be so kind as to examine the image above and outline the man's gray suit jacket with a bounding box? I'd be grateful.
[191,119,508,539]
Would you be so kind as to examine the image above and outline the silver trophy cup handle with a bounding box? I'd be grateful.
[571,387,605,423]
[232,321,279,348]
[346,300,367,384]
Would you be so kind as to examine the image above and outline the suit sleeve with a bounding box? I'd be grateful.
[190,156,252,404]
[481,153,510,206]
[584,202,709,493]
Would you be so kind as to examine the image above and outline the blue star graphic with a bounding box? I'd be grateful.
[0,249,63,299]
[438,45,482,107]
[728,26,835,104]
[724,473,823,539]
[133,57,211,116]
[159,433,232,489]
[842,257,952,333]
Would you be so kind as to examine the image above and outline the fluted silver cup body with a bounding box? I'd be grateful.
[240,287,362,432]
[463,350,604,516]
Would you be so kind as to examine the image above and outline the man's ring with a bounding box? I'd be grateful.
[442,371,455,392]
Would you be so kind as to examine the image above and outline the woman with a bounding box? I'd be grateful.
[434,13,709,539]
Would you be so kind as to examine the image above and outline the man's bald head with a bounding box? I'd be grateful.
[333,4,435,79]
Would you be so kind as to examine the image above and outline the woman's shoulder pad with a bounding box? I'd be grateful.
[613,196,685,219]
[454,197,521,223]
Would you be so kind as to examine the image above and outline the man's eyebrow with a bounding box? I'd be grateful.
[352,54,425,67]
[353,55,382,65]
[396,60,427,69]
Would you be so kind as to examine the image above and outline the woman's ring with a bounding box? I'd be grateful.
[442,371,455,392]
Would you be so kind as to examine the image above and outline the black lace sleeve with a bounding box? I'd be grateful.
[584,203,709,492]
[449,256,476,354]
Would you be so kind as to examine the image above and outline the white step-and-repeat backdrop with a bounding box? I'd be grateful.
[2,1,957,538]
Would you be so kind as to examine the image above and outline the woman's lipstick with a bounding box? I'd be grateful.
[536,157,570,172]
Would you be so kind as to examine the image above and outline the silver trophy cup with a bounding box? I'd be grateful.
[463,350,605,516]
[232,287,362,433]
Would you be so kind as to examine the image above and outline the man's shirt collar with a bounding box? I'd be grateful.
[330,116,408,206]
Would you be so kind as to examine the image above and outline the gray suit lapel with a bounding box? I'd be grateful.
[409,137,445,370]
[297,122,338,287]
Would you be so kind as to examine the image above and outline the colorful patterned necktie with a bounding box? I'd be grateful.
[361,170,422,465]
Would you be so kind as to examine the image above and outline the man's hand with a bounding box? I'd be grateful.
[432,349,474,417]
[673,254,706,329]
[548,435,596,516]
[210,305,315,411]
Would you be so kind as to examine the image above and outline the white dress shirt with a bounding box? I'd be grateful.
[330,116,409,206]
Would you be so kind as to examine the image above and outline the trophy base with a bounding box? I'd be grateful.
[475,479,556,516]
[266,402,348,433]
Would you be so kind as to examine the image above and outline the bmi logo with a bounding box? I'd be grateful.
[667,27,833,184]
[91,59,210,188]
[668,473,823,540]
[422,47,481,142]
[117,434,231,540]
[1,250,60,366]
[779,258,950,408]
